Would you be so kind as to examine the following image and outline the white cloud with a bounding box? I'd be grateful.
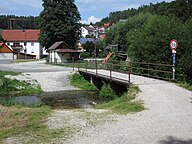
[81,16,101,24]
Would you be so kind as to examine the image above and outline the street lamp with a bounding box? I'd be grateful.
[94,27,99,60]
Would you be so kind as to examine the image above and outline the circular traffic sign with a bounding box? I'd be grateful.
[170,39,178,50]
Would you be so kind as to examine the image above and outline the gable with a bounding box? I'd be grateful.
[0,43,13,53]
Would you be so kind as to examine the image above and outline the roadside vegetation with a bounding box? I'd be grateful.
[0,71,70,143]
[70,73,98,91]
[71,73,144,114]
[178,82,192,92]
[0,71,43,98]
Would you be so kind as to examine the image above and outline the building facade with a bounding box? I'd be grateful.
[2,30,46,59]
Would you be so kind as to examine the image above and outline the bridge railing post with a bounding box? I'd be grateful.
[86,60,88,74]
[78,61,80,71]
[95,61,98,77]
[128,67,131,86]
[110,63,112,81]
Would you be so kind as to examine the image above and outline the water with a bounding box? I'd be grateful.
[7,90,105,109]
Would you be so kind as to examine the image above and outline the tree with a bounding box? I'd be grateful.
[39,0,81,49]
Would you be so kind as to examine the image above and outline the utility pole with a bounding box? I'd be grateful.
[9,18,27,30]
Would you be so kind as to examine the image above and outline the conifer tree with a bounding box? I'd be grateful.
[39,0,81,49]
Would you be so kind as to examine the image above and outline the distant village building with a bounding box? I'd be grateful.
[47,41,81,63]
[2,30,47,59]
[81,25,99,38]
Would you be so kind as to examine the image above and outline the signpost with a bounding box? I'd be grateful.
[170,39,178,80]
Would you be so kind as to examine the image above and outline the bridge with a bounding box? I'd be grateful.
[76,60,174,92]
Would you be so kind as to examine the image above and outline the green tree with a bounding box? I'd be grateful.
[39,0,81,49]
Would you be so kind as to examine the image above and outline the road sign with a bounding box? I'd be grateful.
[170,39,178,50]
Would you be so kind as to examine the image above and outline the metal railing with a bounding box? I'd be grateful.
[77,60,131,85]
[76,60,174,84]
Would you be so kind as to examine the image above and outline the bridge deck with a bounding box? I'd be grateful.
[79,68,130,86]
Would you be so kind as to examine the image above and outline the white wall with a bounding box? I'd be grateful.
[6,41,46,59]
[0,53,13,60]
[81,27,89,37]
[49,51,70,63]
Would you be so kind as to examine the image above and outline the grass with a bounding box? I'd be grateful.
[70,73,98,91]
[96,85,144,114]
[178,82,192,91]
[0,71,43,98]
[0,105,71,143]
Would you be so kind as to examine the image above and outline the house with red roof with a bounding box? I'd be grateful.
[0,43,14,60]
[1,30,46,59]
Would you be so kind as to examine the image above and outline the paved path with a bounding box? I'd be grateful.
[65,69,192,144]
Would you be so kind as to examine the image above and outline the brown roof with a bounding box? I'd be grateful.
[48,41,71,51]
[0,43,13,53]
[2,30,40,42]
[57,49,81,53]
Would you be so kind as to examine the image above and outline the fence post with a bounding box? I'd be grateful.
[86,60,88,74]
[129,67,131,86]
[148,63,150,77]
[110,64,112,81]
[96,61,98,77]
[72,57,74,72]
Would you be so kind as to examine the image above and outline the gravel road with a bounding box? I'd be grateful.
[64,72,192,144]
[1,60,192,144]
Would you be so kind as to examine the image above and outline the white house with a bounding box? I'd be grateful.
[0,43,14,60]
[48,41,81,63]
[81,25,99,38]
[2,30,47,59]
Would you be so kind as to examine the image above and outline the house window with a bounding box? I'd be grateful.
[13,42,20,46]
[24,42,27,46]
[31,42,34,46]
[7,43,10,46]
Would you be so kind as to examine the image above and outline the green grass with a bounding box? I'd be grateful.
[178,82,192,91]
[96,85,144,114]
[70,73,98,91]
[0,71,43,98]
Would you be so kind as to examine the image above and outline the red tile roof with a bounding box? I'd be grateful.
[2,30,40,42]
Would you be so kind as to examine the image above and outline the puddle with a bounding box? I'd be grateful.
[2,90,106,109]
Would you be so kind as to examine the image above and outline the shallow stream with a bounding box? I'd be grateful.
[4,90,105,109]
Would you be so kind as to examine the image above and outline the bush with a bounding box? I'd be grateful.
[99,84,117,99]
[80,52,91,59]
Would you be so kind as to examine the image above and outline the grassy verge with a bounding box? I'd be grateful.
[178,82,192,91]
[0,105,70,143]
[96,85,144,114]
[70,73,144,114]
[0,71,43,98]
[70,73,98,91]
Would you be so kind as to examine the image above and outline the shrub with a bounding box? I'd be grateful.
[80,52,91,59]
[99,84,117,99]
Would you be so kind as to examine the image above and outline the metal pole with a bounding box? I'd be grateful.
[96,61,98,77]
[86,60,88,74]
[129,68,131,86]
[110,64,112,81]
[148,63,150,77]
[172,65,175,80]
[72,57,74,72]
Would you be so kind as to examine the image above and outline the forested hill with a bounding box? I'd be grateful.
[96,0,192,26]
[0,15,39,29]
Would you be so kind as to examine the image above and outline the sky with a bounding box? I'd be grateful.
[0,0,173,24]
